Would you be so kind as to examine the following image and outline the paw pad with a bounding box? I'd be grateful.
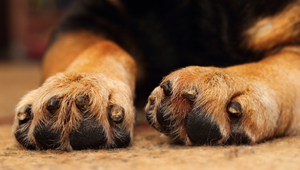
[186,109,222,145]
[70,118,106,150]
[34,120,61,149]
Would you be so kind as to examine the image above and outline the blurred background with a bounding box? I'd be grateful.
[0,0,73,60]
[0,0,73,122]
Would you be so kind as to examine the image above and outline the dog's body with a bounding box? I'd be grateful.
[14,0,300,150]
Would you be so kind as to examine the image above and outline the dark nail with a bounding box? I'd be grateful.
[47,96,61,114]
[17,105,32,122]
[227,102,243,118]
[160,81,172,96]
[109,105,124,123]
[75,95,89,112]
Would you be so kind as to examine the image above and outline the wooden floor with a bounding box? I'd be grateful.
[1,62,300,170]
[0,61,40,120]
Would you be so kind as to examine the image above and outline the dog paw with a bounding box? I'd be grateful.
[13,72,134,150]
[145,66,280,145]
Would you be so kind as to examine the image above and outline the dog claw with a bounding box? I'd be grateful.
[109,105,124,123]
[17,112,29,121]
[182,87,197,101]
[227,102,243,117]
[47,96,61,114]
[160,81,172,96]
[17,105,31,120]
[17,105,32,124]
[75,95,89,112]
[149,93,157,105]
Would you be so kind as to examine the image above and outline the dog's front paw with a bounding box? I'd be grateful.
[13,72,134,150]
[146,66,281,145]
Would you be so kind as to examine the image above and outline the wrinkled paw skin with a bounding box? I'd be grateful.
[145,66,282,145]
[13,72,134,151]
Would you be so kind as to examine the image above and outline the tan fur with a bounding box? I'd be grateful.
[14,31,137,150]
[42,32,104,81]
[243,2,300,52]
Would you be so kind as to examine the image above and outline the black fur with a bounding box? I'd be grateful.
[112,125,131,148]
[49,0,293,105]
[146,104,163,133]
[15,125,36,150]
[225,130,250,145]
[156,100,176,134]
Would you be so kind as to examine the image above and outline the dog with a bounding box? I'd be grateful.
[13,0,300,150]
